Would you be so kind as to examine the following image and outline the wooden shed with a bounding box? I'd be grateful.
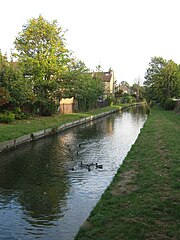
[60,97,78,114]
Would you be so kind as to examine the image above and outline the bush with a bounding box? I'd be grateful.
[13,107,28,120]
[33,100,57,116]
[163,99,176,110]
[120,94,136,104]
[0,111,15,123]
[174,101,180,113]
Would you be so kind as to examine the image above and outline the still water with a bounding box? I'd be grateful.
[0,106,147,240]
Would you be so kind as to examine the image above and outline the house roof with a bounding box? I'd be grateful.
[92,71,112,82]
[119,85,129,92]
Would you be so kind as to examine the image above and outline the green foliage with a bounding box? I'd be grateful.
[14,15,69,81]
[0,111,15,123]
[76,73,104,111]
[0,52,33,109]
[163,99,176,110]
[13,107,28,120]
[14,15,70,115]
[144,57,180,108]
[0,87,10,106]
[33,99,57,116]
[61,59,104,111]
[120,93,136,104]
[1,16,106,116]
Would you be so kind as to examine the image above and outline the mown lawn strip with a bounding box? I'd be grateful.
[75,107,180,240]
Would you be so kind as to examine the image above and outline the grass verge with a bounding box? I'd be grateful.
[0,104,132,143]
[75,107,180,240]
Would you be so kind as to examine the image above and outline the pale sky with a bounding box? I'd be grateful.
[1,0,180,85]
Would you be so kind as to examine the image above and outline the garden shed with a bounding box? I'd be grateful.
[60,97,78,114]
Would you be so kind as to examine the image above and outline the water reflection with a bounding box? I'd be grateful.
[0,106,147,240]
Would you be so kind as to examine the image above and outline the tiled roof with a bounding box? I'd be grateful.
[92,72,112,82]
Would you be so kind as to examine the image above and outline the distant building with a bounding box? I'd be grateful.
[119,85,130,94]
[91,69,115,97]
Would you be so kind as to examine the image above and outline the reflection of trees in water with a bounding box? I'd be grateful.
[74,116,115,143]
[127,105,148,116]
[0,137,70,226]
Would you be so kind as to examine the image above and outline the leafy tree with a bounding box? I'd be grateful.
[131,82,144,101]
[61,59,104,111]
[76,73,104,111]
[120,81,130,88]
[14,15,69,115]
[60,59,88,98]
[0,87,10,107]
[144,57,180,105]
[14,15,68,80]
[0,51,32,110]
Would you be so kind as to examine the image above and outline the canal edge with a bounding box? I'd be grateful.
[0,103,143,153]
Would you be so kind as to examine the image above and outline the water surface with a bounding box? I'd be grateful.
[0,106,147,240]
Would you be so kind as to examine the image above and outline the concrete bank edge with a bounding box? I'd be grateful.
[0,109,119,153]
[0,103,143,153]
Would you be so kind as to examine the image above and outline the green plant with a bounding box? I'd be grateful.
[13,107,28,120]
[0,111,15,123]
[163,98,176,110]
[33,100,57,116]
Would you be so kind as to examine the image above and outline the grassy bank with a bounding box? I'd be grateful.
[0,104,132,143]
[75,107,180,240]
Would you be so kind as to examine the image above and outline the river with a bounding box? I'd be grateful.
[0,105,147,240]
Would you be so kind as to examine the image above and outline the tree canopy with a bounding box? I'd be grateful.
[0,52,32,109]
[14,15,69,81]
[144,56,180,106]
[0,15,105,118]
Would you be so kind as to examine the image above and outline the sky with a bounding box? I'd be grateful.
[1,0,180,85]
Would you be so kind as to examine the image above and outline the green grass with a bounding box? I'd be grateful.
[75,107,180,240]
[0,105,131,143]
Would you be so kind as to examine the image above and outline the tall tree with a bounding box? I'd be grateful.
[14,15,69,115]
[14,15,68,81]
[144,57,180,104]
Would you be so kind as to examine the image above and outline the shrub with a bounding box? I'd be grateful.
[13,107,28,120]
[33,100,57,116]
[163,99,176,110]
[120,94,136,104]
[0,111,15,123]
[0,87,10,107]
[174,101,180,113]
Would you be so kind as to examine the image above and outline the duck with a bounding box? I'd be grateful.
[95,163,103,169]
[80,162,91,171]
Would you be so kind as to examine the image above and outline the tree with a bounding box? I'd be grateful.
[61,59,104,111]
[144,57,180,105]
[14,15,68,81]
[14,15,69,115]
[120,81,130,88]
[76,73,104,111]
[0,51,32,110]
[60,59,88,98]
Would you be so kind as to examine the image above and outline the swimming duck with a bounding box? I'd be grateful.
[80,162,91,171]
[95,163,103,169]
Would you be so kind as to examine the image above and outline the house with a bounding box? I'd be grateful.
[119,85,130,94]
[91,69,115,97]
